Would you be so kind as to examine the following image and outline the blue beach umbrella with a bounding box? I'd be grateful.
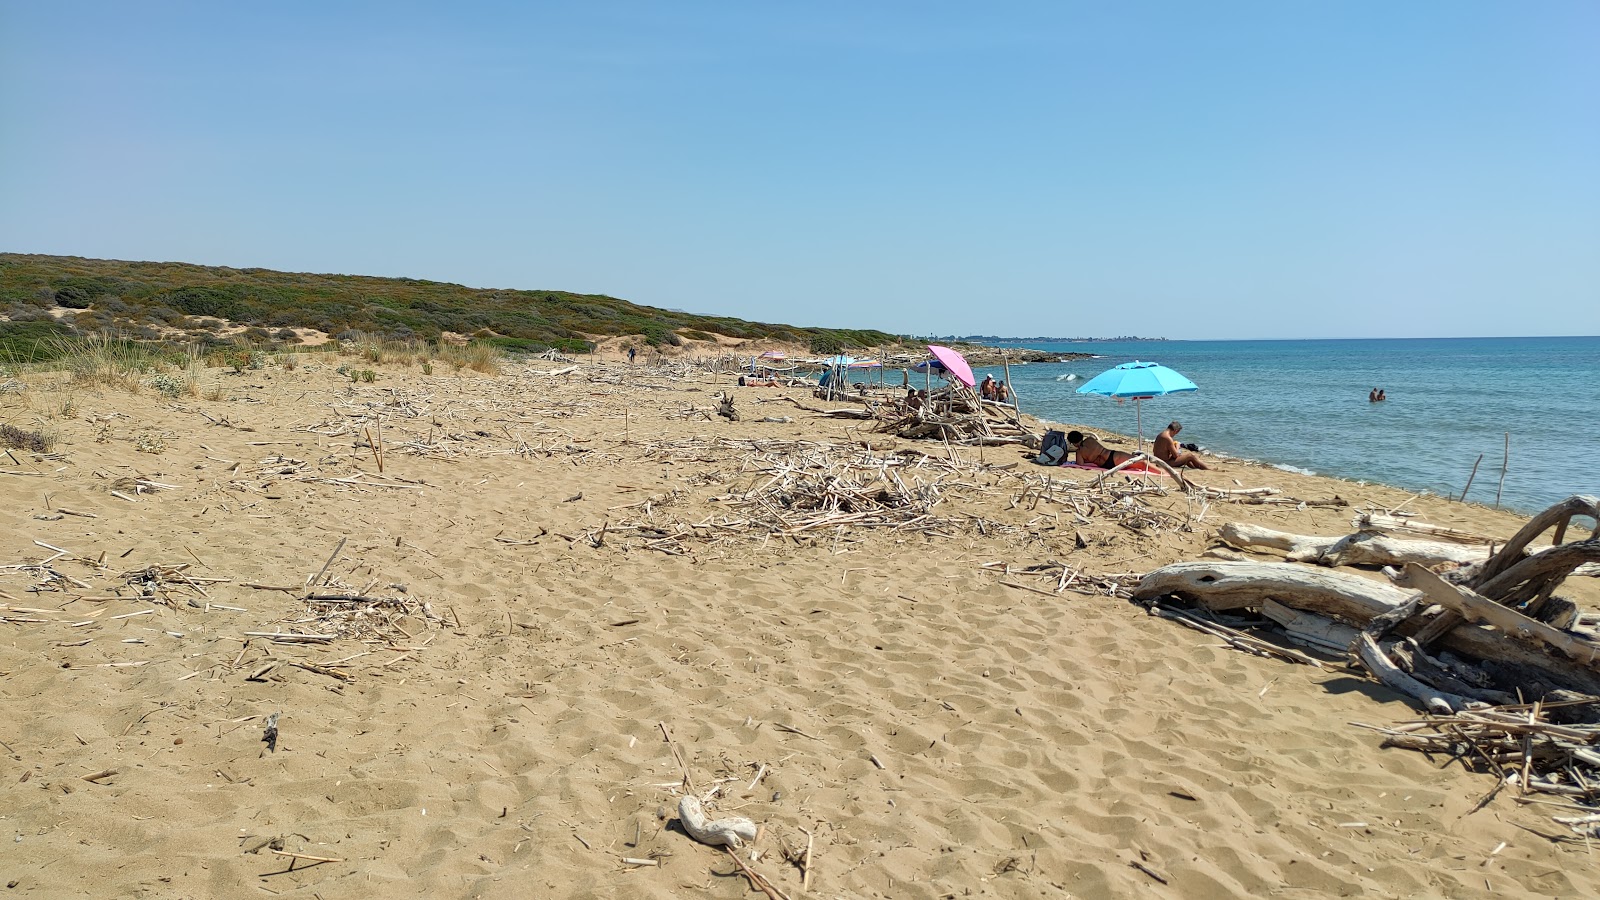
[1076,360,1199,453]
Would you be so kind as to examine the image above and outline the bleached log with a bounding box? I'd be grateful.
[1472,495,1600,587]
[1260,599,1360,653]
[1436,625,1600,697]
[1473,540,1600,607]
[1406,563,1600,672]
[1218,523,1489,568]
[678,795,758,849]
[1321,532,1490,569]
[1354,633,1473,714]
[1136,560,1600,696]
[1218,523,1340,561]
[1353,513,1496,545]
[1133,561,1414,618]
[1389,639,1517,705]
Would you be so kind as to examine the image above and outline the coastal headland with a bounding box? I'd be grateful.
[2,342,1596,898]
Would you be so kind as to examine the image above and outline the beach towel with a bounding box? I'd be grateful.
[1059,461,1170,476]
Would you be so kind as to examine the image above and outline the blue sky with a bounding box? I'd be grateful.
[2,1,1595,340]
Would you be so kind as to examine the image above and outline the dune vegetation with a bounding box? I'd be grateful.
[0,253,896,362]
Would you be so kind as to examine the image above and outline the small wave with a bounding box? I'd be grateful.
[1055,373,1078,382]
[1272,463,1317,476]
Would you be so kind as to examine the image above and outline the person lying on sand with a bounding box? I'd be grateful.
[1067,431,1134,470]
[1154,421,1210,469]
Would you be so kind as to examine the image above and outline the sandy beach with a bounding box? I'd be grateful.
[3,346,1597,899]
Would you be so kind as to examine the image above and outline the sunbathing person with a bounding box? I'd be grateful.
[1154,421,1210,469]
[1066,431,1134,469]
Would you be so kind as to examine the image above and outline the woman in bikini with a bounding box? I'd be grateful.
[1067,431,1133,469]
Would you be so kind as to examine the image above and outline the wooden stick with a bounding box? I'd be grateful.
[377,415,386,473]
[243,632,335,643]
[1495,432,1508,508]
[802,827,815,891]
[659,721,695,791]
[1459,452,1484,502]
[1354,632,1470,714]
[310,537,347,587]
[999,580,1062,599]
[269,848,344,864]
[723,846,792,900]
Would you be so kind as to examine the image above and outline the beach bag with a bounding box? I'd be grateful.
[1041,430,1067,457]
[1035,430,1068,466]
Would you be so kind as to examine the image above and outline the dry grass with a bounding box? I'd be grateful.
[0,423,52,453]
[49,333,162,391]
[347,336,432,367]
[435,341,502,374]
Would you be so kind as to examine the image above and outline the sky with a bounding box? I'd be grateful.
[2,1,1596,340]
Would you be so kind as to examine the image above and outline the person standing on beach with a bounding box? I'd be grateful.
[628,347,637,365]
[1154,421,1209,469]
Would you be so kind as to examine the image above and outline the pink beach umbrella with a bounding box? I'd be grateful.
[926,345,976,388]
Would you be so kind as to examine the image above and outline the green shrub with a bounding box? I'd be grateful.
[0,319,75,363]
[0,252,899,359]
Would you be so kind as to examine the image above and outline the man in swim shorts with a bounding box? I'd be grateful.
[1154,421,1210,469]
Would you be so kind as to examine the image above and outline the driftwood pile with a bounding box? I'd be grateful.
[572,438,984,554]
[871,386,1035,447]
[1355,701,1600,835]
[1135,495,1600,825]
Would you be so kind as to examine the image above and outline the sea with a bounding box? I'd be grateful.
[967,336,1600,515]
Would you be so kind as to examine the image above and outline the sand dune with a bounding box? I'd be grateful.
[2,352,1596,898]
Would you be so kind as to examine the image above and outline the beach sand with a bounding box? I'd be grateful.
[2,351,1596,898]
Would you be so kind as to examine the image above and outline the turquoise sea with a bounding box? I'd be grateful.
[970,337,1599,515]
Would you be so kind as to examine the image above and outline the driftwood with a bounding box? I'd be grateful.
[1219,522,1488,568]
[1260,599,1358,654]
[678,795,758,849]
[1363,699,1600,831]
[1354,633,1475,714]
[1470,495,1600,587]
[1473,540,1600,609]
[1388,638,1516,705]
[1353,512,1497,545]
[1097,452,1191,492]
[1407,564,1600,673]
[1134,560,1600,697]
[1133,561,1412,618]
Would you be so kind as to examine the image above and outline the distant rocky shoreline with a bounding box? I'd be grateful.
[955,345,1096,366]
